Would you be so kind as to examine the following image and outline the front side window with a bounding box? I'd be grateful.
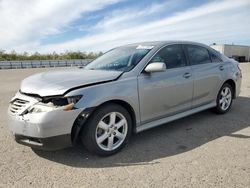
[150,44,187,69]
[186,45,211,65]
[85,46,151,72]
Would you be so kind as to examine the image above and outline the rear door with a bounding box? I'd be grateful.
[138,44,194,124]
[184,44,224,108]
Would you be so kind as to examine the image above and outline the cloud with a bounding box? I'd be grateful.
[0,0,122,51]
[93,0,181,31]
[1,0,250,53]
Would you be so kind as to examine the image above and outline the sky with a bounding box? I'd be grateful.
[0,0,250,53]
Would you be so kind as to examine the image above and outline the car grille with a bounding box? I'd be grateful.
[9,99,29,115]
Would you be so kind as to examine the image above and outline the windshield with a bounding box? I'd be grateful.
[85,46,152,72]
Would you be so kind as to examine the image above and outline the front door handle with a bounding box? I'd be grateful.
[183,72,192,78]
[219,65,224,71]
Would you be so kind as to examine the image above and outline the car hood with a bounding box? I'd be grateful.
[20,69,123,97]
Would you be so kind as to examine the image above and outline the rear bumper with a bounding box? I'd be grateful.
[14,134,72,151]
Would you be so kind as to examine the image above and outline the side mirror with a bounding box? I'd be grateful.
[144,62,166,73]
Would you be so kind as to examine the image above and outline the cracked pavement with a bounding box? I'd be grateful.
[0,64,249,187]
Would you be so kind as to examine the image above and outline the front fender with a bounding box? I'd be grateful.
[65,76,140,125]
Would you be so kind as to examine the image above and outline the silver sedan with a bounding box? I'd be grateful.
[8,41,242,156]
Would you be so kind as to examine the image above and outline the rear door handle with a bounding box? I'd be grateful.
[183,72,192,78]
[219,65,224,71]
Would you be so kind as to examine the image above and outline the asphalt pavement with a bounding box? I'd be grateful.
[0,65,249,187]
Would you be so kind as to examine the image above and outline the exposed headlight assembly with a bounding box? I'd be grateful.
[28,103,55,113]
[28,95,82,114]
[67,96,82,104]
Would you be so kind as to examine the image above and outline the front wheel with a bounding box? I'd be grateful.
[81,104,132,156]
[214,83,233,114]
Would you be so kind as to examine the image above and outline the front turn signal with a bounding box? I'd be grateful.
[63,103,75,111]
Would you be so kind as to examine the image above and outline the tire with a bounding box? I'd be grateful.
[81,103,132,156]
[213,83,233,114]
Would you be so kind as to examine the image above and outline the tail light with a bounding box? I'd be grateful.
[237,64,242,78]
[237,64,241,71]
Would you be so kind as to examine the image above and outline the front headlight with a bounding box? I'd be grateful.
[29,103,55,113]
[66,95,82,104]
[28,95,82,113]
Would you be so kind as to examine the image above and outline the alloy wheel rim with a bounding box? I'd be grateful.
[95,112,128,151]
[219,86,232,111]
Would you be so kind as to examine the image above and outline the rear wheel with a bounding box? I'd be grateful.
[81,104,132,156]
[214,83,233,114]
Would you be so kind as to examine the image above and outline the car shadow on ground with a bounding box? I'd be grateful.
[33,96,250,168]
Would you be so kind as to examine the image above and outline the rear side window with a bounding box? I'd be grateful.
[150,44,187,69]
[209,50,222,63]
[186,45,211,65]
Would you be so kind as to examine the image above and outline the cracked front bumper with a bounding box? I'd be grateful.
[8,92,83,150]
[14,134,72,150]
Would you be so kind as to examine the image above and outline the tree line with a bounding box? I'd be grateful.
[0,50,103,61]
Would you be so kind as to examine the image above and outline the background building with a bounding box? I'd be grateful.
[210,44,250,62]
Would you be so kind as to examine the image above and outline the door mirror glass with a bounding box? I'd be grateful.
[144,62,166,73]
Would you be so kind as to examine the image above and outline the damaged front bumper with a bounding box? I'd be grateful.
[8,91,83,150]
[14,134,72,151]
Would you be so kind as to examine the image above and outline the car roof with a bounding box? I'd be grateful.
[123,41,209,49]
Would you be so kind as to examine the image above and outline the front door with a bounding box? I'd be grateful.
[138,44,193,124]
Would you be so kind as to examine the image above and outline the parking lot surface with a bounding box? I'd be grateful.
[0,65,249,187]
